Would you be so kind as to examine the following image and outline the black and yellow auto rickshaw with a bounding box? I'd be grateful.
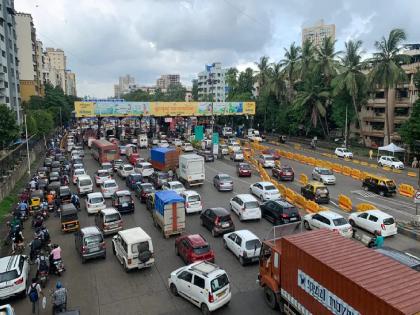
[60,203,79,232]
[48,181,61,196]
[29,189,44,214]
[59,186,72,204]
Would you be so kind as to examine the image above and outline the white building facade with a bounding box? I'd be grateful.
[197,62,227,102]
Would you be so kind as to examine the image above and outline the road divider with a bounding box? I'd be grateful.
[342,166,351,176]
[356,203,377,212]
[305,200,320,213]
[407,171,417,177]
[298,173,308,186]
[398,184,415,198]
[351,169,361,180]
[338,194,352,212]
[285,188,297,204]
[332,163,342,174]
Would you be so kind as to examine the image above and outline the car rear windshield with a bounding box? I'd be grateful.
[131,175,142,182]
[188,195,200,202]
[211,273,229,293]
[282,167,293,172]
[84,234,103,246]
[264,156,274,161]
[245,201,259,209]
[132,241,149,254]
[240,164,251,170]
[265,185,276,191]
[90,197,104,204]
[119,195,131,203]
[124,166,134,171]
[75,170,85,176]
[80,179,92,186]
[316,187,328,194]
[0,270,19,282]
[104,213,121,223]
[219,175,231,181]
[385,181,396,187]
[159,173,169,179]
[193,245,210,255]
[142,164,152,170]
[333,218,347,226]
[98,171,109,176]
[383,217,395,225]
[220,215,231,222]
[319,169,333,175]
[245,239,262,250]
[104,182,116,188]
[283,206,298,215]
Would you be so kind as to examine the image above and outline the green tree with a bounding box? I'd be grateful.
[165,83,186,101]
[225,67,239,97]
[191,80,199,101]
[254,56,271,129]
[280,42,301,101]
[28,110,54,136]
[0,104,20,149]
[315,37,340,85]
[400,99,420,150]
[369,28,408,144]
[299,39,315,80]
[269,62,286,103]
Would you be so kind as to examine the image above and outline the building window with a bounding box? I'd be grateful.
[2,66,6,73]
[1,50,4,57]
[6,97,9,103]
[4,81,8,88]
[375,91,384,99]
[0,34,3,42]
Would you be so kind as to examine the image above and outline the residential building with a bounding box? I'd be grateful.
[354,44,420,147]
[44,47,66,92]
[16,12,42,102]
[197,62,228,102]
[35,40,44,95]
[0,0,21,124]
[185,87,192,102]
[65,70,76,96]
[138,86,156,95]
[114,74,136,97]
[156,74,180,92]
[302,20,335,47]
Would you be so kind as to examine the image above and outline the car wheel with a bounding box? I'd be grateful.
[239,256,245,266]
[379,190,385,197]
[391,165,395,169]
[201,303,210,315]
[239,213,243,222]
[264,287,279,310]
[212,228,217,237]
[363,186,369,191]
[81,257,86,264]
[200,218,204,226]
[349,219,355,227]
[170,283,179,297]
[303,220,311,230]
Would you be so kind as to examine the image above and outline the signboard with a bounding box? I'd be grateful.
[415,191,420,204]
[194,126,204,141]
[212,132,219,144]
[213,144,219,155]
[297,270,360,315]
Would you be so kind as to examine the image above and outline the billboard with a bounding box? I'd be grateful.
[74,101,255,118]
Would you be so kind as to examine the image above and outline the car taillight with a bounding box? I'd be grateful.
[208,292,214,303]
[82,246,88,254]
[127,258,132,265]
[281,214,289,218]
[215,217,220,226]
[381,223,386,230]
[14,277,24,285]
[100,242,106,249]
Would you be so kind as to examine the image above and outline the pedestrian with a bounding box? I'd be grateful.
[369,149,373,160]
[27,278,44,314]
[412,157,418,168]
[52,281,68,313]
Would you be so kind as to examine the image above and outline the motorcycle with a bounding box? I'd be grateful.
[11,238,25,254]
[51,259,65,276]
[48,203,55,213]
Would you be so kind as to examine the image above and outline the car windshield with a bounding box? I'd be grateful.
[0,270,19,282]
[142,164,152,170]
[90,197,104,204]
[264,156,274,161]
[341,148,350,153]
[220,215,231,222]
[75,170,85,175]
[104,182,116,188]
[265,185,276,191]
[142,184,154,192]
[188,194,200,202]
[219,175,231,181]
[60,188,71,195]
[124,166,134,171]
[84,234,103,246]
[385,180,396,187]
[245,201,259,209]
[316,187,328,194]
[193,245,210,255]
[211,274,229,293]
[51,172,59,176]
[104,213,121,223]
[80,179,92,186]
[131,175,142,182]
[383,217,395,225]
[319,169,333,175]
[333,218,347,226]
[240,164,251,170]
[245,239,261,250]
[98,171,109,177]
[102,164,112,170]
[390,157,400,162]
[119,195,131,203]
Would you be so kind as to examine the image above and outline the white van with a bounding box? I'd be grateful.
[85,192,106,214]
[112,227,155,271]
[77,174,93,195]
[138,134,148,148]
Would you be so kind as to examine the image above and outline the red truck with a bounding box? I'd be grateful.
[258,226,420,315]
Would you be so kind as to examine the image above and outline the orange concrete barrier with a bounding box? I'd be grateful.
[332,163,343,174]
[352,160,360,164]
[351,169,361,180]
[307,157,316,166]
[285,188,297,204]
[392,169,402,174]
[277,183,286,195]
[338,194,352,212]
[398,184,415,198]
[382,166,391,171]
[285,152,293,160]
[324,161,333,169]
[299,173,308,186]
[292,153,300,161]
[360,161,368,166]
[369,163,378,168]
[356,203,377,212]
[315,159,324,167]
[359,171,369,181]
[293,144,301,150]
[294,194,307,208]
[342,166,352,176]
[407,171,417,177]
[305,200,320,213]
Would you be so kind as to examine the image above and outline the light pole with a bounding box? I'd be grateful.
[24,114,31,176]
[344,103,348,148]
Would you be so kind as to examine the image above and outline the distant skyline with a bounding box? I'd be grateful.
[16,0,420,98]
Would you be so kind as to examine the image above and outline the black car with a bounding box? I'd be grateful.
[135,183,155,203]
[44,157,53,167]
[200,208,235,237]
[49,172,60,182]
[261,199,301,225]
[197,150,214,162]
[111,190,135,214]
[51,161,61,169]
[125,173,143,190]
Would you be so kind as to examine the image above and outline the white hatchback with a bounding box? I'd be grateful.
[303,210,353,238]
[101,179,119,198]
[334,147,353,158]
[378,156,404,169]
[258,154,275,168]
[85,192,106,214]
[95,169,112,186]
[180,190,202,214]
[117,164,135,178]
[348,209,397,237]
[249,182,281,201]
[0,255,29,299]
[311,167,336,185]
[229,194,261,221]
[223,230,261,265]
[162,181,186,195]
[72,168,86,184]
[182,143,194,152]
[134,162,154,178]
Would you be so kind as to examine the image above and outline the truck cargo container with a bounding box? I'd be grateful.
[150,147,179,171]
[153,190,185,238]
[178,154,205,187]
[258,226,420,315]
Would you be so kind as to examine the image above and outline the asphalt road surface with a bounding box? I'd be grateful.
[9,145,420,314]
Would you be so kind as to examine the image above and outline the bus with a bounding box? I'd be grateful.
[91,139,120,163]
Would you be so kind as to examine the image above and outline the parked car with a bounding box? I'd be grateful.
[175,234,215,264]
[111,190,135,214]
[168,261,231,314]
[74,226,106,263]
[101,179,119,198]
[134,162,154,178]
[311,167,336,185]
[348,209,397,237]
[334,147,353,158]
[112,159,124,172]
[229,194,261,221]
[213,174,234,192]
[378,156,404,169]
[200,208,235,237]
[85,192,106,214]
[197,150,214,162]
[95,208,123,235]
[303,210,353,238]
[150,171,170,189]
[95,169,112,186]
[180,190,203,214]
[162,181,186,194]
[260,199,300,225]
[117,164,135,178]
[0,255,29,299]
[125,173,143,190]
[362,175,396,197]
[249,182,281,201]
[272,165,294,181]
[258,154,275,168]
[300,181,330,204]
[182,142,194,152]
[135,183,155,203]
[223,230,261,265]
[237,162,252,177]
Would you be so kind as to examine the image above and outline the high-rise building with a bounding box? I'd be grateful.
[16,12,42,102]
[197,62,227,102]
[65,70,76,96]
[156,74,180,92]
[302,20,335,47]
[0,0,21,124]
[114,74,137,97]
[45,47,66,92]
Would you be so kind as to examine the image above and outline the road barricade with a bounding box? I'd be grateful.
[408,171,417,177]
[315,159,324,167]
[324,161,333,169]
[292,153,300,161]
[392,169,402,174]
[307,157,316,166]
[338,194,352,212]
[285,188,297,204]
[342,166,352,176]
[276,183,286,195]
[359,171,369,181]
[351,169,361,180]
[299,173,308,186]
[352,160,360,164]
[369,163,378,168]
[382,166,391,171]
[294,194,307,208]
[332,163,343,174]
[305,200,320,213]
[398,184,415,198]
[356,203,377,212]
[285,152,293,160]
[360,161,368,166]
[293,144,301,150]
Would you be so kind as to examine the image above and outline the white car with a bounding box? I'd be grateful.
[230,151,244,162]
[228,143,241,153]
[100,162,113,173]
[334,147,353,159]
[134,162,154,178]
[378,156,404,169]
[119,145,127,155]
[112,159,124,171]
[311,167,336,185]
[229,194,261,221]
[162,181,186,194]
[249,182,281,201]
[168,261,231,314]
[348,210,397,237]
[219,144,229,155]
[303,210,353,238]
[117,164,135,178]
[72,169,86,184]
[158,140,169,148]
[223,230,261,265]
[85,192,106,214]
[101,179,119,198]
[182,142,194,152]
[95,169,112,186]
[180,190,202,214]
[72,163,84,171]
[258,154,275,168]
[0,255,29,299]
[174,139,183,147]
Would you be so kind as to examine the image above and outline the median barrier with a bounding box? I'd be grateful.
[344,158,351,162]
[356,203,377,212]
[351,169,361,180]
[305,200,320,213]
[324,161,333,169]
[398,184,415,198]
[382,166,391,171]
[342,166,352,176]
[359,171,368,181]
[392,169,402,174]
[369,163,378,168]
[299,173,308,186]
[338,194,352,212]
[277,183,286,195]
[408,171,417,177]
[294,194,307,208]
[307,157,316,166]
[285,188,297,204]
[292,153,300,161]
[293,144,301,150]
[332,163,343,174]
[360,161,368,166]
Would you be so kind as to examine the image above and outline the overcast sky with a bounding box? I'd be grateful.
[16,0,420,98]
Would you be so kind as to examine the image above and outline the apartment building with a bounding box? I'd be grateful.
[65,70,76,96]
[302,20,335,47]
[45,47,66,92]
[114,74,136,98]
[197,62,227,102]
[0,0,21,123]
[355,44,420,147]
[156,74,180,92]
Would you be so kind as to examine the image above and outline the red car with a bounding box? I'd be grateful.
[272,165,294,181]
[237,162,252,177]
[128,153,142,165]
[262,149,281,160]
[175,234,215,264]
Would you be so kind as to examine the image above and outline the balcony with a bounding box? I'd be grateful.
[363,129,385,137]
[367,98,386,107]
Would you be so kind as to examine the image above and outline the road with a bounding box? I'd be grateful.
[10,145,420,314]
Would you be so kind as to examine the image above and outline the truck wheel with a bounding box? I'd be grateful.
[264,287,279,310]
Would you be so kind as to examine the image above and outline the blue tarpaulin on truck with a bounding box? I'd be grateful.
[154,190,184,215]
[150,147,175,163]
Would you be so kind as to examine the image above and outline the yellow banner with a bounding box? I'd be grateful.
[243,102,256,115]
[74,102,94,117]
[151,102,198,117]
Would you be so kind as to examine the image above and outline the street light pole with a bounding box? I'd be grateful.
[344,103,348,148]
[24,114,31,176]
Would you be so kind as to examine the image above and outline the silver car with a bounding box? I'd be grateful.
[311,167,336,185]
[213,174,234,191]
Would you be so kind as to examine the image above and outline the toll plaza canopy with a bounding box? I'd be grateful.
[74,101,255,118]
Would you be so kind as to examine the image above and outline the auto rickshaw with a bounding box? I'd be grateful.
[48,181,61,197]
[38,178,49,191]
[29,189,44,214]
[60,203,80,232]
[59,186,72,204]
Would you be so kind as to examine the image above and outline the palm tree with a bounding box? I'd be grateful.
[255,56,271,128]
[370,28,409,145]
[269,62,286,103]
[332,40,367,146]
[280,43,301,101]
[299,39,315,80]
[315,37,341,84]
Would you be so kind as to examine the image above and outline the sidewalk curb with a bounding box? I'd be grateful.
[397,224,420,241]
